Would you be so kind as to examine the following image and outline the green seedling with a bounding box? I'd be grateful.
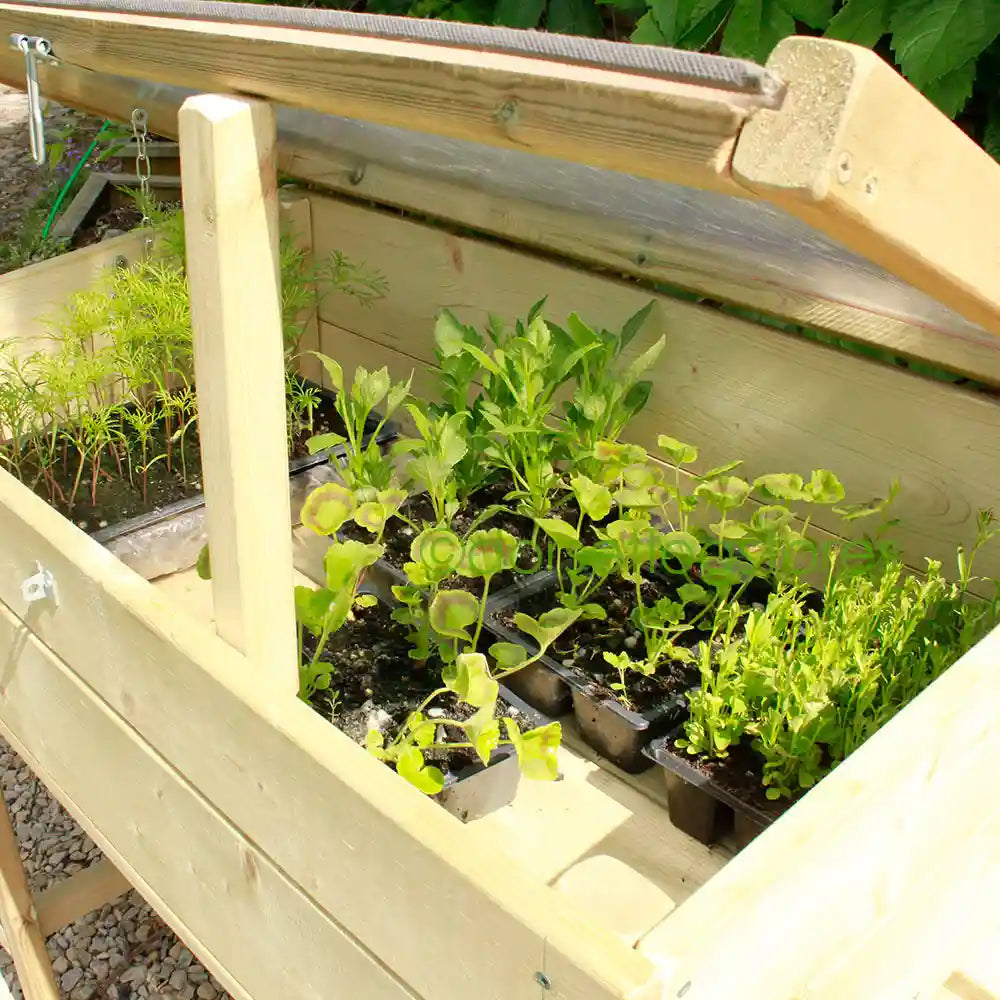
[306,354,411,493]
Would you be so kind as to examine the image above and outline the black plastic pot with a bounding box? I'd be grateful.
[643,731,785,849]
[90,380,396,578]
[354,587,549,822]
[484,572,685,772]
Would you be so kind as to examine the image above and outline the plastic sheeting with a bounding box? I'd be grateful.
[99,462,339,581]
[76,71,991,346]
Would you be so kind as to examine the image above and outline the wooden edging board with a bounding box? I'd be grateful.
[305,191,1000,587]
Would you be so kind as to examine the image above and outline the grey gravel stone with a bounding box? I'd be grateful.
[61,968,84,991]
[197,984,218,1000]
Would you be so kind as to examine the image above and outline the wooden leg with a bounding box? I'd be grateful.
[0,796,58,1000]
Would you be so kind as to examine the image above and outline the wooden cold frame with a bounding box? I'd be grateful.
[0,8,994,998]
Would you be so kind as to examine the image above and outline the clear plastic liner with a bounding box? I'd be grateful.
[102,463,340,581]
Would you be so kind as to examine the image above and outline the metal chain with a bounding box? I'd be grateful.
[130,107,151,223]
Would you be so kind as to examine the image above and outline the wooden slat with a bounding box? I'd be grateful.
[0,599,418,1000]
[0,794,58,1000]
[179,95,297,691]
[0,232,146,365]
[279,189,323,385]
[33,859,131,939]
[287,142,1000,385]
[0,3,754,196]
[308,193,1000,585]
[733,37,1000,338]
[6,59,997,385]
[638,618,1000,999]
[0,469,664,1000]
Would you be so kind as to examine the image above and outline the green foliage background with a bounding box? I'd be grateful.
[254,0,1000,156]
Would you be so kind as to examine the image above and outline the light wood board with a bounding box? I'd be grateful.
[0,598,418,1000]
[179,94,298,692]
[308,193,1000,585]
[0,3,755,195]
[0,232,146,366]
[734,38,1000,338]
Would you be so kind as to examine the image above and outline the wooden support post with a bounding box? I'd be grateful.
[0,798,58,1000]
[178,95,297,692]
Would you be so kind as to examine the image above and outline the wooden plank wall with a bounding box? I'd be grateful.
[306,192,1000,585]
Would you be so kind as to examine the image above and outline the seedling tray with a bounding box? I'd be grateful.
[643,730,787,849]
[484,573,683,772]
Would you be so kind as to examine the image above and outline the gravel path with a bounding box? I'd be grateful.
[0,86,233,1000]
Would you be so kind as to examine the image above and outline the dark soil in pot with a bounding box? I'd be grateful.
[338,478,569,599]
[304,600,535,777]
[497,574,698,714]
[645,730,793,847]
[72,201,171,249]
[12,378,351,531]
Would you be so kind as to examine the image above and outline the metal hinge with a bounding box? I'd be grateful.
[21,564,57,606]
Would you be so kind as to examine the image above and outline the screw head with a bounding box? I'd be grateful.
[534,971,552,990]
[836,152,853,184]
[497,100,518,123]
[349,165,366,186]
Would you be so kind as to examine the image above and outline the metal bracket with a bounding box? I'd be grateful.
[21,564,57,606]
[9,34,56,166]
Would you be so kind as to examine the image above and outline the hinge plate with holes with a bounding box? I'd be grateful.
[21,565,57,606]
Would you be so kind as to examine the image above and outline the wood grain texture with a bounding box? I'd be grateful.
[733,38,1000,338]
[639,619,1000,1000]
[0,470,664,1000]
[292,147,1000,385]
[179,95,297,692]
[0,3,753,195]
[309,194,1000,584]
[0,793,58,1000]
[0,599,419,1000]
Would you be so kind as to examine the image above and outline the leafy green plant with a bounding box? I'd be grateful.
[306,353,411,493]
[457,302,600,524]
[680,510,1000,799]
[392,404,469,526]
[552,303,664,473]
[371,575,579,793]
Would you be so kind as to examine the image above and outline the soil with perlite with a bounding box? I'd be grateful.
[304,600,533,774]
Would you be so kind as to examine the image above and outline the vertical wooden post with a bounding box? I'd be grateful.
[0,801,58,1000]
[178,95,297,692]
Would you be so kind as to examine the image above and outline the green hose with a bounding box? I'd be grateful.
[41,119,112,241]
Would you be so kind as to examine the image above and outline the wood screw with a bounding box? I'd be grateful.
[836,152,853,183]
[497,100,518,123]
[349,165,365,185]
[534,971,552,990]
